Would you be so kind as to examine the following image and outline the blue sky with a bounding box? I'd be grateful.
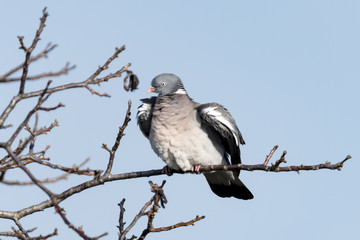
[1,1,359,239]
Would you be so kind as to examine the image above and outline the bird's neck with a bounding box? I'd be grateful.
[157,93,191,105]
[173,88,187,95]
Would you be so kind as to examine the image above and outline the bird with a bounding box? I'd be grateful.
[137,73,253,200]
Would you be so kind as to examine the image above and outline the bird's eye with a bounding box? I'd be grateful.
[161,82,166,86]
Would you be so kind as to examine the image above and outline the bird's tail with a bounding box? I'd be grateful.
[204,171,253,200]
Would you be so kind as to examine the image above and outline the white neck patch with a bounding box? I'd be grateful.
[174,88,187,95]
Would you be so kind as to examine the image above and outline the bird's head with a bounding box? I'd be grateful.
[147,73,186,96]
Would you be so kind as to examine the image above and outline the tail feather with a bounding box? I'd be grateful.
[205,173,253,200]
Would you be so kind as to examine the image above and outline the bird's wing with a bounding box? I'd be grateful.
[197,103,245,166]
[137,97,157,138]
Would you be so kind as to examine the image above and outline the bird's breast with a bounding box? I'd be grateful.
[149,104,225,171]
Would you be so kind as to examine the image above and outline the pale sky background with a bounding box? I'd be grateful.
[1,1,359,240]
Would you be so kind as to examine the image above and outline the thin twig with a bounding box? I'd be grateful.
[7,80,52,146]
[270,151,287,171]
[151,215,205,232]
[0,42,57,82]
[117,199,126,238]
[18,7,49,94]
[1,158,92,185]
[104,100,132,176]
[14,219,30,239]
[0,137,32,164]
[0,227,35,238]
[263,145,278,165]
[2,63,75,82]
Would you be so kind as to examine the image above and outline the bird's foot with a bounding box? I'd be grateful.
[191,165,202,174]
[161,165,173,176]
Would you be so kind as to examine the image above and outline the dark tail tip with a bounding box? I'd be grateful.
[207,178,254,200]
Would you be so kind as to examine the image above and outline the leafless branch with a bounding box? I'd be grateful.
[104,100,132,176]
[6,80,53,147]
[5,147,106,239]
[0,42,57,82]
[270,150,287,171]
[14,219,30,239]
[1,62,75,83]
[197,150,352,173]
[0,46,130,129]
[18,7,49,94]
[0,8,135,239]
[118,181,204,240]
[0,228,35,238]
[117,199,126,237]
[0,150,351,222]
[0,137,32,164]
[30,228,58,240]
[1,80,101,239]
[1,158,92,185]
[0,227,58,240]
[150,215,205,233]
[263,145,278,165]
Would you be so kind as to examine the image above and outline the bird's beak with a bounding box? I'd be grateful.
[147,87,155,93]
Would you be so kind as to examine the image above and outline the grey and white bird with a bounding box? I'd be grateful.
[137,73,253,200]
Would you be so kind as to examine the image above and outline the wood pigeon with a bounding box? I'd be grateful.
[137,73,253,200]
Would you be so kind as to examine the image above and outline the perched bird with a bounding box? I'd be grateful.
[137,73,253,200]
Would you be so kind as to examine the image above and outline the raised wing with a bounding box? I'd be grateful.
[197,103,245,166]
[137,97,157,138]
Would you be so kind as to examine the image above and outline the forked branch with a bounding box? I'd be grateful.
[103,100,132,176]
[118,181,205,240]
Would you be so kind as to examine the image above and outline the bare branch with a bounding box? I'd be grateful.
[0,137,31,164]
[0,152,351,222]
[150,215,205,233]
[270,150,287,171]
[7,80,53,146]
[3,145,102,239]
[0,48,131,128]
[104,100,132,176]
[119,195,153,240]
[1,158,93,185]
[263,145,278,165]
[14,219,30,239]
[0,226,57,240]
[118,180,204,240]
[38,103,64,112]
[87,45,126,83]
[0,227,35,238]
[197,154,352,173]
[2,63,76,83]
[85,85,111,97]
[0,42,57,82]
[86,61,131,97]
[1,7,136,240]
[30,228,58,240]
[18,7,49,94]
[117,199,126,237]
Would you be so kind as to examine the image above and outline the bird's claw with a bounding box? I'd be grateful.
[191,165,202,174]
[161,165,173,176]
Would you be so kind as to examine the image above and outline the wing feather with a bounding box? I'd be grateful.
[137,97,157,138]
[197,103,245,166]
